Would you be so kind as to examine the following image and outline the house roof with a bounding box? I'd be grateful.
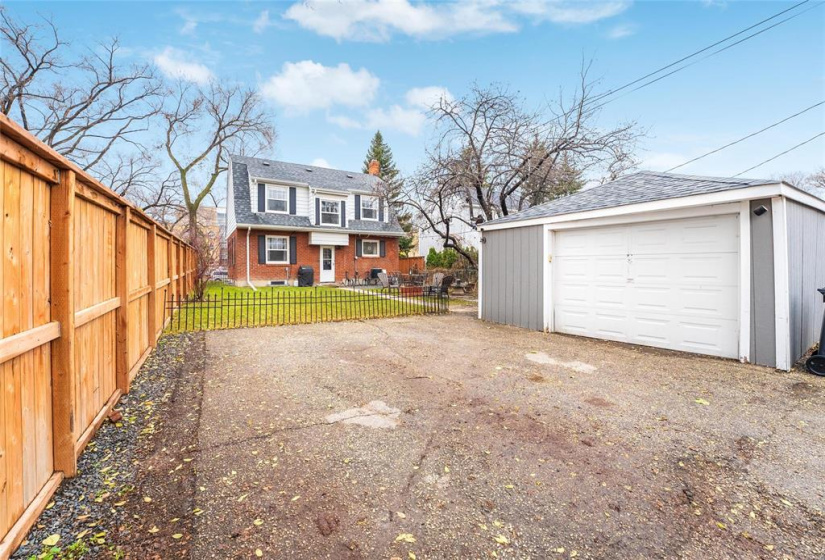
[231,155,384,193]
[229,156,404,234]
[483,171,784,226]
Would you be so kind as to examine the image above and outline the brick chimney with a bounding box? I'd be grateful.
[368,159,380,176]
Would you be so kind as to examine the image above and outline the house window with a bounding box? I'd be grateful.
[361,197,378,220]
[266,186,288,213]
[362,240,379,257]
[266,236,288,263]
[320,200,340,225]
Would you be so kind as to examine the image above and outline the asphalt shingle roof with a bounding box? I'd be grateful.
[484,171,782,226]
[230,156,403,234]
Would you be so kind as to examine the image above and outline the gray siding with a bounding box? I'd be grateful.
[786,199,825,363]
[750,199,776,367]
[481,226,544,330]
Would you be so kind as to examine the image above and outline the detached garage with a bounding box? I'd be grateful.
[478,171,825,370]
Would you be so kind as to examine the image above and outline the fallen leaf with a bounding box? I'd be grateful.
[43,534,60,547]
[291,495,301,502]
[148,526,159,534]
[253,519,264,526]
[694,398,710,406]
[172,533,183,539]
[143,496,152,503]
[395,533,416,543]
[493,534,510,545]
[255,549,263,557]
[396,512,406,519]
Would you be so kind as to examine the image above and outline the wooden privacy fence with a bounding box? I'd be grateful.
[399,256,425,274]
[0,115,195,558]
[164,289,448,332]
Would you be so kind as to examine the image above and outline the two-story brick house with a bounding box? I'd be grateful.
[225,155,404,286]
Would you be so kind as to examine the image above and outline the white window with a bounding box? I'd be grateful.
[266,236,289,263]
[266,186,288,213]
[361,197,378,220]
[320,200,340,225]
[362,240,379,257]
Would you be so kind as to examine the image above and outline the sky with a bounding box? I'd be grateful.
[5,0,825,203]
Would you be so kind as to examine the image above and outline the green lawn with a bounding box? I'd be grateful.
[164,282,444,331]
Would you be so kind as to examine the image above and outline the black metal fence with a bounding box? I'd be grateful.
[164,288,449,332]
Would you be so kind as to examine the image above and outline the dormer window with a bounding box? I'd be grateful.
[361,197,378,221]
[266,185,288,213]
[320,200,340,225]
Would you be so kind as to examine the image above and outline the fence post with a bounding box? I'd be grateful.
[147,224,157,344]
[115,206,131,394]
[50,169,78,477]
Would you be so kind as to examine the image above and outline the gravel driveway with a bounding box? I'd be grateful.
[189,313,824,559]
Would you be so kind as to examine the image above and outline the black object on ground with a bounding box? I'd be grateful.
[297,266,314,287]
[806,287,825,376]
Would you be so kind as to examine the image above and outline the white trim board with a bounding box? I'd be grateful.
[738,201,752,364]
[480,182,825,232]
[772,196,791,371]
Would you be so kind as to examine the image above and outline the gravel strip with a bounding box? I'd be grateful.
[12,334,199,560]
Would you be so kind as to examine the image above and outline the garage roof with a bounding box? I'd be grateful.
[484,171,782,226]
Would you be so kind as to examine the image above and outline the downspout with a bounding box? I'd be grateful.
[246,226,257,291]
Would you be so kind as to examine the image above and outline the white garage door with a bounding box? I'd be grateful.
[553,214,740,358]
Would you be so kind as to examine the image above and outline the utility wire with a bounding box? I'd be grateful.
[588,0,811,105]
[733,131,825,177]
[588,1,824,112]
[665,100,825,172]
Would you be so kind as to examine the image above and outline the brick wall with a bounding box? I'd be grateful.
[227,229,400,285]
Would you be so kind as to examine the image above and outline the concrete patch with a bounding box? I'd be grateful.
[325,400,401,429]
[525,352,597,373]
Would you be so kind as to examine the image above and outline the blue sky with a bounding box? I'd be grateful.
[6,0,825,201]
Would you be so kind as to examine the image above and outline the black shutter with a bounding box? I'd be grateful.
[289,236,297,264]
[257,184,265,212]
[356,239,362,257]
[378,197,384,222]
[289,187,297,215]
[354,194,361,220]
[315,198,320,225]
[341,201,346,227]
[380,240,386,258]
[258,235,266,264]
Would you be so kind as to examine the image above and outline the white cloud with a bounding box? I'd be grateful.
[253,10,272,33]
[285,0,515,41]
[405,86,454,110]
[512,1,631,24]
[180,19,197,36]
[260,60,379,114]
[328,85,451,136]
[607,23,636,39]
[284,0,630,41]
[153,47,214,85]
[311,158,331,168]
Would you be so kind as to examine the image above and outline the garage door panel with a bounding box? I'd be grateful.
[553,214,740,359]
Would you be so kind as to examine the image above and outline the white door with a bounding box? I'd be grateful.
[320,246,335,283]
[553,214,739,358]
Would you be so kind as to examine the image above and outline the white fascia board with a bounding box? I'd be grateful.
[236,223,405,237]
[477,237,483,320]
[479,184,786,232]
[778,183,825,213]
[251,176,310,188]
[738,201,751,364]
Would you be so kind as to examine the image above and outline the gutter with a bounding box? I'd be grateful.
[245,226,256,291]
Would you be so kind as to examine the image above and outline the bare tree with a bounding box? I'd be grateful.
[162,81,275,238]
[774,168,825,197]
[1,10,163,196]
[404,70,640,267]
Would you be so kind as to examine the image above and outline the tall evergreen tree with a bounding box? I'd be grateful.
[363,131,414,254]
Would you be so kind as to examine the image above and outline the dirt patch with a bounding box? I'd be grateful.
[325,400,401,429]
[525,351,597,373]
[584,396,615,408]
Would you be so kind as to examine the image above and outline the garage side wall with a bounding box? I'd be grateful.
[750,199,776,367]
[785,199,825,363]
[481,226,544,330]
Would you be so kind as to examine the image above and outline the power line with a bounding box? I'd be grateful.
[588,0,811,106]
[733,131,825,177]
[588,1,823,111]
[666,100,825,172]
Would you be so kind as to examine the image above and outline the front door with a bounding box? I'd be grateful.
[320,246,335,283]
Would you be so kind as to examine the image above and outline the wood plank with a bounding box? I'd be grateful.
[155,278,171,289]
[5,360,23,525]
[20,352,36,505]
[0,361,6,536]
[0,134,59,184]
[147,226,157,347]
[49,169,77,477]
[73,180,121,215]
[33,345,53,497]
[0,323,60,365]
[115,207,130,394]
[74,389,121,459]
[32,178,49,327]
[128,345,152,384]
[0,472,62,560]
[4,162,21,338]
[19,170,33,333]
[74,298,120,328]
[128,286,152,303]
